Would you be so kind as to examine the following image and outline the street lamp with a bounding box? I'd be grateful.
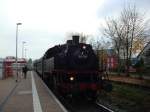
[24,48,27,59]
[16,22,22,82]
[22,41,26,58]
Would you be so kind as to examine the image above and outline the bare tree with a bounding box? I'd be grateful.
[79,32,89,43]
[103,4,149,76]
[104,18,125,75]
[89,37,102,56]
[120,5,149,76]
[89,37,110,70]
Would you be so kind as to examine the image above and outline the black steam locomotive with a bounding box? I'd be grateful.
[34,35,111,100]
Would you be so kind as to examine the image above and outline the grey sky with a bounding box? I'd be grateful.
[0,0,149,59]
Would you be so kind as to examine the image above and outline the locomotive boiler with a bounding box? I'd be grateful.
[34,35,111,100]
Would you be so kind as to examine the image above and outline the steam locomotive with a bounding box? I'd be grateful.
[34,35,111,100]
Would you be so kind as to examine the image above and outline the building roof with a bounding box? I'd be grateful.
[4,56,27,62]
[137,41,150,59]
[106,49,116,56]
[98,49,116,56]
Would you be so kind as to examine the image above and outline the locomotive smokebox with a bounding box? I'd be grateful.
[72,35,79,44]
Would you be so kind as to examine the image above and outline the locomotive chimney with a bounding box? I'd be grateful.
[72,35,79,44]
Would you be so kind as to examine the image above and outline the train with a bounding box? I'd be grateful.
[34,35,112,100]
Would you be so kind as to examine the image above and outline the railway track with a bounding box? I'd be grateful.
[41,73,114,112]
[95,101,114,112]
[48,86,114,112]
[57,95,114,112]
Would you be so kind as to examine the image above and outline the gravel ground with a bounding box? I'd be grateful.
[97,82,150,112]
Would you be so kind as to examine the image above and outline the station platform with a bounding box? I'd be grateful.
[0,71,68,112]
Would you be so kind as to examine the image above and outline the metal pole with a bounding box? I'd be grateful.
[22,42,23,58]
[22,41,26,58]
[25,48,27,59]
[15,23,22,82]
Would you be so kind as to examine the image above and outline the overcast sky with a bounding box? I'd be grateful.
[0,0,150,59]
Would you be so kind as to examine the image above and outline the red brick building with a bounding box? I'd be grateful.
[98,49,118,71]
[107,56,118,70]
[4,56,27,78]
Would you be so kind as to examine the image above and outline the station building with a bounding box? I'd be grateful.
[3,56,27,78]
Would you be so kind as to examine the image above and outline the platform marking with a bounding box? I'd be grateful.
[34,71,68,112]
[31,72,43,112]
[40,76,68,112]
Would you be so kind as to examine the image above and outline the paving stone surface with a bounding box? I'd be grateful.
[34,72,65,112]
[0,71,67,112]
[2,73,33,112]
[0,76,18,105]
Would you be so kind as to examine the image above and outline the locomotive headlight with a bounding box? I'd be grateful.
[102,76,105,80]
[82,45,86,49]
[70,76,74,81]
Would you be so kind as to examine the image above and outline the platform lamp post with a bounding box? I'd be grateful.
[24,48,27,59]
[15,22,22,82]
[22,41,26,58]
